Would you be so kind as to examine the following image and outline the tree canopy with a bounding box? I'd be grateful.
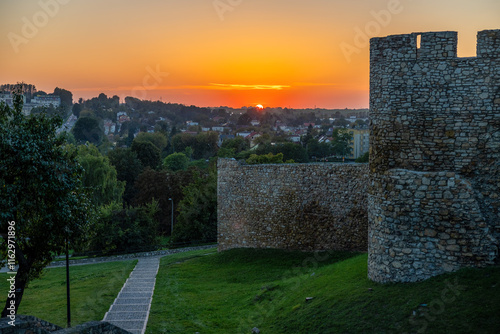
[163,152,190,171]
[75,144,125,207]
[53,87,73,109]
[134,132,168,152]
[0,92,92,316]
[172,167,217,245]
[108,148,144,205]
[72,116,103,145]
[131,140,161,170]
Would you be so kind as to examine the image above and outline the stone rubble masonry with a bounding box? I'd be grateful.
[369,30,500,283]
[0,315,132,334]
[217,159,369,252]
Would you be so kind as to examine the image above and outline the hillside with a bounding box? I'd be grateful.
[147,248,500,334]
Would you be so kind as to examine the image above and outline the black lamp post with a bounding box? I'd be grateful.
[168,198,174,236]
[65,236,71,328]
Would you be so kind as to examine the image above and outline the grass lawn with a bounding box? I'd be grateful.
[147,248,500,334]
[0,260,136,328]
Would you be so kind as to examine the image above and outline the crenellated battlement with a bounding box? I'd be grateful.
[371,29,500,63]
[477,29,500,58]
[368,29,500,283]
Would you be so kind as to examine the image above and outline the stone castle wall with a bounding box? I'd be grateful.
[369,30,500,282]
[217,159,369,252]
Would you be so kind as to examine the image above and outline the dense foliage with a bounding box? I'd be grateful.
[246,153,287,164]
[72,116,103,145]
[0,93,93,315]
[86,202,160,255]
[163,152,190,171]
[171,167,217,245]
[75,144,125,207]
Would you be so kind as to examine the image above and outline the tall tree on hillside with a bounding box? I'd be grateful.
[135,132,168,152]
[331,129,353,157]
[163,152,190,172]
[108,148,144,205]
[172,166,217,244]
[237,112,252,126]
[131,140,161,170]
[307,139,332,160]
[133,168,194,235]
[72,116,103,145]
[75,144,125,207]
[53,87,73,109]
[72,103,82,118]
[0,92,93,316]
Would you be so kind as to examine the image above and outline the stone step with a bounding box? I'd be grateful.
[104,311,149,321]
[109,305,150,312]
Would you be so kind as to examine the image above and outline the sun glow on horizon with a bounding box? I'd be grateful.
[1,1,497,109]
[256,104,264,109]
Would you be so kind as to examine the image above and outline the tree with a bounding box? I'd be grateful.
[331,128,353,157]
[86,201,160,255]
[133,168,194,235]
[217,147,236,158]
[172,167,217,245]
[307,139,332,160]
[246,153,286,164]
[237,112,252,126]
[53,87,73,110]
[0,92,92,316]
[257,142,309,163]
[135,132,168,152]
[163,152,190,171]
[72,103,82,118]
[355,151,369,163]
[302,124,314,147]
[171,132,219,160]
[221,137,249,154]
[76,144,124,207]
[332,117,349,128]
[131,140,161,169]
[108,148,144,205]
[72,116,103,145]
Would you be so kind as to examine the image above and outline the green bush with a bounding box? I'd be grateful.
[163,152,190,171]
[85,201,160,255]
[171,168,217,246]
[246,152,284,164]
[355,151,369,163]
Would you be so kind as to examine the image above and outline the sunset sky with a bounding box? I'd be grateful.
[1,0,499,108]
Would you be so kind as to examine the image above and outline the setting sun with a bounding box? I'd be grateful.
[256,104,264,109]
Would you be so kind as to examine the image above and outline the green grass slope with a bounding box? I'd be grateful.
[0,260,136,327]
[147,248,500,334]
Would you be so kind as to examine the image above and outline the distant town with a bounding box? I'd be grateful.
[0,82,369,161]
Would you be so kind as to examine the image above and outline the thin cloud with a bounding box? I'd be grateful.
[208,83,291,90]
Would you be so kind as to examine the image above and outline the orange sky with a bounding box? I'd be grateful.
[1,0,499,108]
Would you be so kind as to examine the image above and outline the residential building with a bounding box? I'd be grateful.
[32,95,61,107]
[237,131,252,138]
[219,134,235,146]
[245,131,261,147]
[212,126,225,132]
[0,93,26,107]
[117,112,130,123]
[103,119,116,135]
[348,129,369,159]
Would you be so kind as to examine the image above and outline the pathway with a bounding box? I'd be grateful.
[103,257,161,334]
